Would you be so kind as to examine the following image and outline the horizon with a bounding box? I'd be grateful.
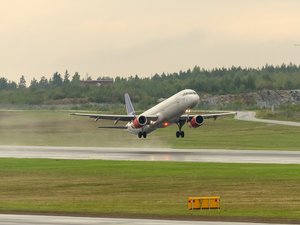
[2,62,300,84]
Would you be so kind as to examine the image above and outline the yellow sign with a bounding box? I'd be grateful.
[188,196,220,210]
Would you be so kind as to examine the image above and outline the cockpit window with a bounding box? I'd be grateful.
[183,91,197,96]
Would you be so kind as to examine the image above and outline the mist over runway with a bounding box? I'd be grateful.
[0,145,299,164]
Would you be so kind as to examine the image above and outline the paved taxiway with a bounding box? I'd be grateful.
[0,214,293,225]
[235,111,300,127]
[0,145,300,164]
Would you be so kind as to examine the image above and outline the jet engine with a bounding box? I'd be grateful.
[132,115,147,128]
[188,115,204,128]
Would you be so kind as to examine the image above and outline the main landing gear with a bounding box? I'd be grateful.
[176,120,185,138]
[138,131,147,138]
[176,131,184,138]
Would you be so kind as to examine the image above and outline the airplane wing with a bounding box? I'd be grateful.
[71,113,135,121]
[98,125,127,129]
[180,111,236,121]
[71,113,158,122]
[201,111,237,119]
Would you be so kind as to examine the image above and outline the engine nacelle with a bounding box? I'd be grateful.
[132,115,147,128]
[188,115,204,128]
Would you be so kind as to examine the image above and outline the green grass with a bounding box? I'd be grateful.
[1,110,300,150]
[257,106,300,122]
[0,159,299,223]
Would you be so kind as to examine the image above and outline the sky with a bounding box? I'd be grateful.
[1,0,300,82]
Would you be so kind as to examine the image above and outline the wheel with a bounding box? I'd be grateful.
[138,132,142,138]
[180,131,185,138]
[142,132,147,138]
[176,131,180,138]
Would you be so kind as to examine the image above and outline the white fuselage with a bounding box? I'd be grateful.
[126,89,199,135]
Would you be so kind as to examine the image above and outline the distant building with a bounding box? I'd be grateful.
[81,79,114,86]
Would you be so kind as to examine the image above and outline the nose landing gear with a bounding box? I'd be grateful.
[176,120,186,138]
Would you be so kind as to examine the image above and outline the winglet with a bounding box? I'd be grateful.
[124,93,135,115]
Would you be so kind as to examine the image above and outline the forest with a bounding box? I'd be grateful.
[1,63,300,109]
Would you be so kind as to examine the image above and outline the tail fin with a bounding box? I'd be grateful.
[124,93,135,115]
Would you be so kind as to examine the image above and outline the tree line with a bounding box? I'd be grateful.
[1,64,300,108]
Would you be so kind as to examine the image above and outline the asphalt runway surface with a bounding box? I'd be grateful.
[1,145,300,164]
[0,214,292,225]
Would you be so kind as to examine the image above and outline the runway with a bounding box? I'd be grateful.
[0,214,292,225]
[0,145,300,164]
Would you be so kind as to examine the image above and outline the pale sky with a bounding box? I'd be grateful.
[1,0,300,82]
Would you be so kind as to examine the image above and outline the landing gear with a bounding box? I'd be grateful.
[176,120,186,138]
[138,131,147,138]
[176,131,184,138]
[143,132,147,138]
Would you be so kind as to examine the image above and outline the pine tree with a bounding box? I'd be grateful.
[18,75,26,89]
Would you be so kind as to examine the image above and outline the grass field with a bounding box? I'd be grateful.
[1,110,300,223]
[0,110,300,150]
[0,159,299,223]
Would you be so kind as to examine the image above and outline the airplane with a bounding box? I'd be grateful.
[72,89,236,138]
